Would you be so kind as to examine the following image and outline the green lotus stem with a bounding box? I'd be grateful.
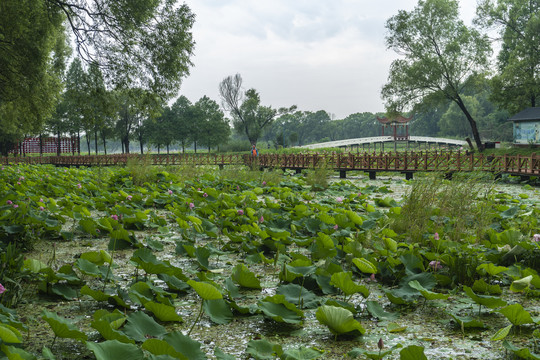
[102,237,116,292]
[188,302,205,336]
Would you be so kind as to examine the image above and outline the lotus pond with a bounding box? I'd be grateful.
[0,163,539,360]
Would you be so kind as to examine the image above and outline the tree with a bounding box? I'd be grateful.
[219,74,295,145]
[475,0,540,113]
[381,0,492,150]
[0,0,195,150]
[0,0,70,153]
[170,96,194,153]
[194,96,231,152]
[64,58,89,154]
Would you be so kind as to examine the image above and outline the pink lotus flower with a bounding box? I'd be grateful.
[336,197,343,203]
[110,215,119,221]
[259,216,264,223]
[237,186,240,190]
[189,202,195,209]
[262,181,267,186]
[434,232,440,240]
[77,183,82,189]
[39,206,45,211]
[0,283,5,294]
[357,192,362,196]
[533,234,540,242]
[39,198,44,203]
[19,176,24,181]
[333,224,339,230]
[96,229,100,233]
[13,204,18,209]
[237,209,244,215]
[203,193,208,198]
[17,182,21,185]
[369,273,376,282]
[429,260,443,270]
[168,189,173,195]
[6,200,12,205]
[126,195,132,201]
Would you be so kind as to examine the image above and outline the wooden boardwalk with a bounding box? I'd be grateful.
[2,152,539,178]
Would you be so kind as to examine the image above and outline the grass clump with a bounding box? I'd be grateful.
[392,172,495,244]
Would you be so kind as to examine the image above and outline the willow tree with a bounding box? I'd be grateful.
[475,0,540,113]
[382,0,491,150]
[219,74,295,146]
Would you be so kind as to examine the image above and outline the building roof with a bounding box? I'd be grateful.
[376,114,413,124]
[508,107,540,122]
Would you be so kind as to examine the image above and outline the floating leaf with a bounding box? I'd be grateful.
[203,299,233,324]
[476,263,508,276]
[387,322,407,333]
[281,346,324,360]
[246,339,283,360]
[348,343,402,359]
[90,319,134,344]
[122,311,167,343]
[86,340,144,360]
[315,305,365,336]
[510,275,533,293]
[447,312,486,329]
[400,345,427,360]
[472,279,502,295]
[502,340,540,360]
[276,284,320,309]
[366,301,399,321]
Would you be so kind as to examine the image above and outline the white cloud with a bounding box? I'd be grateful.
[178,0,479,118]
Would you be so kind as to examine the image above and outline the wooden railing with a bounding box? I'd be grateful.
[1,151,539,176]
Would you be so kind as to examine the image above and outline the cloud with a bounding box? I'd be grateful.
[179,0,478,118]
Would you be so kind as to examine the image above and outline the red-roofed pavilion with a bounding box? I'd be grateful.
[376,114,412,141]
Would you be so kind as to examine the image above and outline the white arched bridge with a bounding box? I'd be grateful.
[299,136,467,150]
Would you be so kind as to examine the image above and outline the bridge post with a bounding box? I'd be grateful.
[295,168,302,175]
[339,170,346,179]
[404,172,413,180]
[368,171,376,180]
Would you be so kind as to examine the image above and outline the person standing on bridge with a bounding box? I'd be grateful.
[251,144,259,157]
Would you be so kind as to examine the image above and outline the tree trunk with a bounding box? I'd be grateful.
[455,96,484,151]
[94,129,99,155]
[57,131,61,156]
[86,135,91,155]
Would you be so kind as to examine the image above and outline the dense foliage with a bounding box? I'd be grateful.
[0,163,538,359]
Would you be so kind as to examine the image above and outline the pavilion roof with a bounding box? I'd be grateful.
[376,114,413,124]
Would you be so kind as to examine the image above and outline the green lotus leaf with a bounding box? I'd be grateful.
[90,319,134,344]
[195,246,212,270]
[80,250,112,265]
[408,280,449,301]
[400,345,427,360]
[93,309,126,330]
[187,280,223,300]
[502,340,540,360]
[366,301,399,321]
[86,340,144,360]
[315,305,365,336]
[41,310,88,342]
[447,312,486,329]
[275,284,320,309]
[472,279,502,295]
[246,339,283,360]
[215,347,236,360]
[50,283,78,300]
[75,258,104,277]
[510,275,533,293]
[142,331,206,360]
[122,311,167,343]
[203,299,233,324]
[352,258,377,274]
[491,324,513,341]
[80,285,110,302]
[387,322,407,333]
[498,304,534,326]
[258,295,304,324]
[0,323,22,344]
[330,272,369,298]
[144,301,183,322]
[476,263,508,276]
[348,343,402,359]
[464,286,507,309]
[231,264,261,289]
[281,346,324,360]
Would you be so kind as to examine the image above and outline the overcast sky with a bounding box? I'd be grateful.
[178,0,478,119]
